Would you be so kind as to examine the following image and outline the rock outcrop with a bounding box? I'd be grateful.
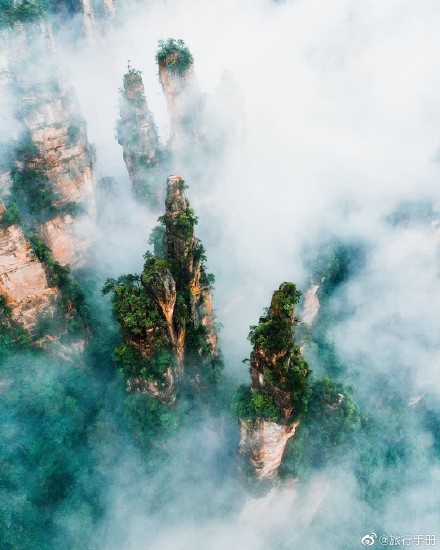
[0,203,58,331]
[117,68,162,206]
[235,282,311,479]
[6,19,96,267]
[239,419,299,480]
[302,282,320,327]
[68,0,117,37]
[106,174,220,403]
[157,39,203,157]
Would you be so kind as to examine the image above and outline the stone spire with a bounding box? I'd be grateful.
[235,282,311,479]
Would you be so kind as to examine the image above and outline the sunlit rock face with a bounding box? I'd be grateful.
[157,41,204,157]
[117,69,161,206]
[0,203,58,331]
[240,419,299,479]
[6,21,96,267]
[237,283,310,479]
[302,283,320,327]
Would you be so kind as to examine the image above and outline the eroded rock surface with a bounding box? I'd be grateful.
[237,283,310,479]
[117,69,161,205]
[240,419,299,479]
[0,204,58,330]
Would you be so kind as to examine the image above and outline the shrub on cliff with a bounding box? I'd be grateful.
[156,38,194,72]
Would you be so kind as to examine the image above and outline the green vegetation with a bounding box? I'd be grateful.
[303,239,365,376]
[1,0,45,26]
[280,378,361,476]
[298,237,434,509]
[27,232,90,336]
[11,167,57,222]
[0,295,31,357]
[67,123,82,145]
[104,274,167,337]
[0,202,22,227]
[10,135,58,223]
[123,68,143,90]
[245,283,311,418]
[103,179,220,401]
[148,224,166,258]
[156,38,194,72]
[249,282,301,354]
[231,385,283,422]
[162,207,198,245]
[123,392,178,446]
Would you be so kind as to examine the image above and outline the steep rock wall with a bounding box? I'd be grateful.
[239,419,299,479]
[157,40,203,157]
[237,283,310,479]
[117,69,161,206]
[70,0,117,37]
[7,20,96,267]
[302,283,320,327]
[0,203,58,330]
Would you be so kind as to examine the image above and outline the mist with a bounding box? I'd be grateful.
[1,0,440,548]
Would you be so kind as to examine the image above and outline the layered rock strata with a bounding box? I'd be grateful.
[0,203,58,330]
[6,19,96,267]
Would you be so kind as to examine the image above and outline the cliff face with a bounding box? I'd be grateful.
[117,69,161,206]
[70,0,117,37]
[7,21,96,267]
[235,283,311,479]
[239,419,299,480]
[302,283,320,327]
[157,39,203,156]
[107,174,219,403]
[0,203,58,331]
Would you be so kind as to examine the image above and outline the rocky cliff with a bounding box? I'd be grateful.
[6,19,95,268]
[105,174,220,403]
[302,283,320,327]
[0,17,95,340]
[157,39,204,157]
[234,282,311,479]
[73,0,117,36]
[0,202,58,331]
[117,68,162,206]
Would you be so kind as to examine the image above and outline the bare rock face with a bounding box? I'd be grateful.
[6,21,96,268]
[0,204,58,331]
[157,40,203,156]
[302,283,320,327]
[117,69,161,205]
[39,213,92,267]
[236,283,311,479]
[240,419,299,479]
